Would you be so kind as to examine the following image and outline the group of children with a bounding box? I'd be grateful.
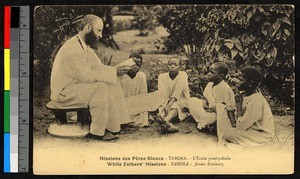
[118,53,275,148]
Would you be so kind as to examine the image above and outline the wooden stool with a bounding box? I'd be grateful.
[46,101,91,126]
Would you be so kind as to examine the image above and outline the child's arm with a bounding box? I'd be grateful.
[235,92,243,117]
[236,101,263,131]
[203,101,211,110]
[158,97,177,120]
[170,72,188,100]
[161,72,187,114]
[226,92,242,128]
[227,110,236,127]
[164,97,177,114]
[206,106,216,113]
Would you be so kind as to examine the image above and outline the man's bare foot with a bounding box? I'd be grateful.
[86,133,103,140]
[86,132,119,141]
[103,132,119,141]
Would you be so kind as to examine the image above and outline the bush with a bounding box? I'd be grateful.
[159,5,295,110]
[131,5,162,36]
[140,55,170,92]
[113,16,133,33]
[112,5,134,15]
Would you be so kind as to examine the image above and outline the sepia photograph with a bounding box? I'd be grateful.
[32,4,295,174]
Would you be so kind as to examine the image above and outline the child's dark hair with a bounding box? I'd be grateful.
[168,56,182,65]
[129,53,143,65]
[240,66,262,88]
[213,62,229,76]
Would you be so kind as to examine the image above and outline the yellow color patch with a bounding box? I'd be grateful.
[4,49,10,90]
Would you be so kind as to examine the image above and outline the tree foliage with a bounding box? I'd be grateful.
[131,5,162,36]
[159,5,295,108]
[33,5,115,94]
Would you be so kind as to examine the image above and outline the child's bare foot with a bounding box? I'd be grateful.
[197,122,205,130]
[148,115,155,124]
[161,122,179,134]
[156,115,165,124]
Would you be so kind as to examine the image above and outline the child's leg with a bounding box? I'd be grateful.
[164,109,178,123]
[222,128,273,148]
[133,111,149,127]
[188,97,216,129]
[216,103,232,145]
[162,109,179,133]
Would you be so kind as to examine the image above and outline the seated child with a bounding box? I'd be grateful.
[157,57,190,133]
[188,62,235,130]
[221,66,275,147]
[119,53,149,127]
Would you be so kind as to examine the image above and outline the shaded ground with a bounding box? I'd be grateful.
[34,108,294,151]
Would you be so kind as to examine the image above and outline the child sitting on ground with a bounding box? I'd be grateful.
[119,53,149,127]
[188,62,236,131]
[157,57,190,133]
[221,66,275,147]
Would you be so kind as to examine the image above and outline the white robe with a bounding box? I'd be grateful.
[188,80,235,127]
[220,93,275,147]
[119,72,149,126]
[158,71,190,120]
[50,35,130,136]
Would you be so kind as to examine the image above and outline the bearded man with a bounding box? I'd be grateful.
[50,14,130,140]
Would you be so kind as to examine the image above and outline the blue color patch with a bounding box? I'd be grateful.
[4,133,10,172]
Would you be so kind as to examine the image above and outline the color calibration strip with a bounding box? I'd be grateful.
[4,6,12,173]
[4,6,30,173]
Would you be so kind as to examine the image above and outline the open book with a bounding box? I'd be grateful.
[115,58,136,68]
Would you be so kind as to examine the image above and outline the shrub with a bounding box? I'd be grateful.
[131,5,162,36]
[113,17,133,33]
[159,5,295,110]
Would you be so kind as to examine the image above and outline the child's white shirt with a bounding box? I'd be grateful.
[158,71,190,103]
[119,71,148,126]
[237,92,274,136]
[203,80,235,110]
[158,71,190,120]
[119,71,147,97]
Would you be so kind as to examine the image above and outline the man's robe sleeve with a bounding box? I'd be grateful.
[66,46,117,84]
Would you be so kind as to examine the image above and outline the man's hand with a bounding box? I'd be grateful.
[103,54,113,65]
[116,66,130,76]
